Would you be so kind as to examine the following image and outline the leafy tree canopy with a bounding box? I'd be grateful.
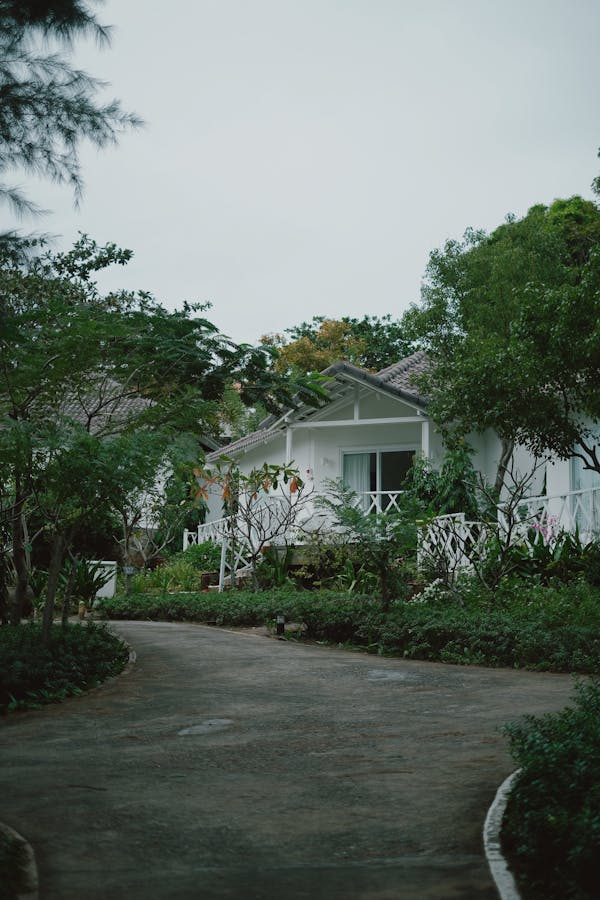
[263,314,413,375]
[0,235,325,625]
[403,194,600,476]
[0,0,140,223]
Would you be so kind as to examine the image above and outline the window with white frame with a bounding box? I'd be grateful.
[342,449,415,511]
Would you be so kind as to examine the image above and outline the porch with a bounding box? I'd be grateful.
[183,485,600,590]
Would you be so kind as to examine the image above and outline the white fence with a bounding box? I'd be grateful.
[184,486,600,584]
[420,486,600,576]
[503,486,600,544]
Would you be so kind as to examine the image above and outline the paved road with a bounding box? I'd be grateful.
[0,622,576,899]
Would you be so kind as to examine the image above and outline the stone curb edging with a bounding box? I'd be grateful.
[0,821,38,900]
[483,769,522,900]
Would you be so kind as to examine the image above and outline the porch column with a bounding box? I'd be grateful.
[421,417,430,458]
[285,425,293,464]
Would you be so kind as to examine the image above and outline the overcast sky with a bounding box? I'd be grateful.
[14,0,600,345]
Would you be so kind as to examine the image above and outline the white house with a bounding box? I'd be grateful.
[186,351,600,561]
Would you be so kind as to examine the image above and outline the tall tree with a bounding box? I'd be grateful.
[0,236,325,621]
[0,0,140,222]
[264,314,413,375]
[404,195,600,489]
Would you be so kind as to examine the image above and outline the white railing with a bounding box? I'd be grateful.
[183,516,231,549]
[353,490,406,514]
[503,486,600,544]
[184,486,600,582]
[419,513,490,574]
[421,487,600,576]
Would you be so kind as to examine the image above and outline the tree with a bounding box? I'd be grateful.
[404,195,600,489]
[316,479,419,610]
[197,460,311,591]
[0,236,325,621]
[0,0,140,223]
[264,314,413,375]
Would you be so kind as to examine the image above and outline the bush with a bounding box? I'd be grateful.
[98,579,600,674]
[99,587,312,627]
[180,541,222,571]
[0,622,129,713]
[502,679,600,899]
[503,531,600,587]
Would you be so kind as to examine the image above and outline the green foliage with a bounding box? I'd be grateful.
[218,381,268,441]
[502,679,600,899]
[128,542,223,594]
[403,445,482,518]
[316,479,419,608]
[502,530,600,586]
[257,545,295,589]
[0,0,140,222]
[99,588,316,627]
[293,530,390,594]
[59,558,113,609]
[98,578,600,674]
[181,541,222,572]
[265,314,413,375]
[404,196,600,473]
[0,622,129,713]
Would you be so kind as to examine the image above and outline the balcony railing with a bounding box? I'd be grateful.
[352,490,406,515]
[502,486,600,543]
[184,487,600,587]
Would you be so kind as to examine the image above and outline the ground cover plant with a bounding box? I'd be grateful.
[0,622,129,713]
[502,679,600,900]
[98,577,600,674]
[129,542,223,594]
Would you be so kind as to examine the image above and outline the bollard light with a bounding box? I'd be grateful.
[276,614,285,636]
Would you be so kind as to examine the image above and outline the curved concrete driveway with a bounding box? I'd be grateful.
[1,622,576,899]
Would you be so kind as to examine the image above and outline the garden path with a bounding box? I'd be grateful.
[0,621,576,899]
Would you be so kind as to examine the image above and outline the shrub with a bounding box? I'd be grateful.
[128,541,223,594]
[0,622,129,713]
[99,587,312,627]
[502,679,600,899]
[98,580,600,674]
[503,531,600,586]
[180,541,222,571]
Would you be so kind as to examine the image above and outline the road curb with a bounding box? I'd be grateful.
[483,769,521,900]
[0,821,38,900]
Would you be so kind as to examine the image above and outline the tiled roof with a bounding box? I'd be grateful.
[375,351,429,403]
[207,351,430,461]
[59,379,153,435]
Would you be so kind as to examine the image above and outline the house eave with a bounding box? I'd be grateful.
[206,362,428,462]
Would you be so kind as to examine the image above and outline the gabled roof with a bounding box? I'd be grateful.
[59,377,220,450]
[375,351,429,402]
[207,351,429,461]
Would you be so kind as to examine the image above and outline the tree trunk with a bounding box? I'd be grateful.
[380,565,390,613]
[494,438,514,497]
[0,548,9,625]
[42,534,66,645]
[250,559,259,593]
[10,475,29,625]
[61,555,78,627]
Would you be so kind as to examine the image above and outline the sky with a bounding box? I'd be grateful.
[12,0,600,345]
